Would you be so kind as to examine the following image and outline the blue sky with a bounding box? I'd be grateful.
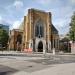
[0,0,75,35]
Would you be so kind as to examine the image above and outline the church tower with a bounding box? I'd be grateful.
[22,8,59,53]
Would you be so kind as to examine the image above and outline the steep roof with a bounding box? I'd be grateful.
[51,24,58,34]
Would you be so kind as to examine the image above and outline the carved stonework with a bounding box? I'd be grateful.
[9,8,59,53]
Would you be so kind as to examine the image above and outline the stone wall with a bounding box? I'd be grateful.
[71,43,75,53]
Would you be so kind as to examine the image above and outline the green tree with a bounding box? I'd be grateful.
[69,12,75,41]
[0,28,9,49]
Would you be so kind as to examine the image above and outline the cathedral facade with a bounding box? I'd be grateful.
[9,8,59,53]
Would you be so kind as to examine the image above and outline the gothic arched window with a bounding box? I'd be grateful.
[17,34,22,44]
[35,19,44,38]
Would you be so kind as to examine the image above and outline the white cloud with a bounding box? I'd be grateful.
[12,20,21,29]
[60,6,74,18]
[24,7,35,15]
[10,17,23,30]
[50,5,74,35]
[13,0,23,10]
[35,0,60,5]
[0,16,6,24]
[35,0,53,5]
[37,0,50,5]
[24,7,30,15]
[0,16,11,26]
[0,16,2,21]
[0,16,2,23]
[53,17,70,35]
[5,0,24,13]
[69,0,75,4]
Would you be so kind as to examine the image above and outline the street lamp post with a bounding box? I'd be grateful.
[33,38,35,52]
[73,32,75,43]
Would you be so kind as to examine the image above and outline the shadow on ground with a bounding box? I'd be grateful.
[28,57,75,65]
[0,65,18,75]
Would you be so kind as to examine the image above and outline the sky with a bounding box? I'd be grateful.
[0,0,75,35]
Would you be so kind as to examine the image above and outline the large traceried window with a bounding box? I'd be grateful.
[35,19,44,38]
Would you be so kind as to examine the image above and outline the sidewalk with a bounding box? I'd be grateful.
[0,51,75,57]
[12,63,75,75]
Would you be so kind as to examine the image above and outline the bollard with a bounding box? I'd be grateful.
[53,48,55,55]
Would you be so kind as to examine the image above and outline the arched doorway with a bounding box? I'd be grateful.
[38,41,43,52]
[16,34,22,51]
[17,34,22,44]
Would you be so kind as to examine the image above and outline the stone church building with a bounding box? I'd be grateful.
[9,8,59,53]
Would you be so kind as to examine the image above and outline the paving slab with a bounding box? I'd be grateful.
[12,63,75,75]
[0,52,75,75]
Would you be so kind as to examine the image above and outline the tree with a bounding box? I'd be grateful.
[69,12,75,41]
[59,37,71,52]
[0,28,9,49]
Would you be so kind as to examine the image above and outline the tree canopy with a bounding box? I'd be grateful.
[0,28,9,48]
[69,12,75,41]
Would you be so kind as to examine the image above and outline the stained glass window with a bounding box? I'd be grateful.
[35,19,44,38]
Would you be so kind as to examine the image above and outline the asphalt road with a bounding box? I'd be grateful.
[0,54,75,75]
[0,65,18,75]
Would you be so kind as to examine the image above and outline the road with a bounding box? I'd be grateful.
[0,53,75,75]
